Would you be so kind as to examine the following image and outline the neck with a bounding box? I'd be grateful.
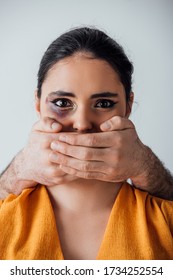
[47,178,122,213]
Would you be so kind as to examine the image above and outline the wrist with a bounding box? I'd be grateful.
[12,150,37,194]
[130,145,154,190]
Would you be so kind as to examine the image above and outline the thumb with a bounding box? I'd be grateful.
[32,117,62,133]
[100,116,134,131]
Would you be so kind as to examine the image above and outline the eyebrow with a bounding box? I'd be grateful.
[48,91,75,98]
[91,92,118,99]
[48,90,118,99]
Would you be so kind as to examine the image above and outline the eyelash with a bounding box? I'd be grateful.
[51,98,117,109]
[95,99,116,108]
[51,98,73,109]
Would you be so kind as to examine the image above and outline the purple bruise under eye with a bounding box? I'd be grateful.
[46,97,70,118]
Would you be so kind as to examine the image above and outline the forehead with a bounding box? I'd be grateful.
[42,54,124,96]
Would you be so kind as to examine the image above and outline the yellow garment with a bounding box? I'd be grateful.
[0,183,172,260]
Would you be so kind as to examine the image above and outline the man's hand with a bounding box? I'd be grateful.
[1,116,173,200]
[49,117,146,182]
[49,116,173,200]
[0,117,76,197]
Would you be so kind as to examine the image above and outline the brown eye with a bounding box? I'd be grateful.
[52,98,72,108]
[95,99,116,108]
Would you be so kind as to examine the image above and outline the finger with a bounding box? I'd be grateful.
[50,142,107,160]
[43,164,77,185]
[100,116,134,131]
[60,165,116,182]
[48,162,67,176]
[49,151,107,173]
[57,131,117,148]
[32,117,62,133]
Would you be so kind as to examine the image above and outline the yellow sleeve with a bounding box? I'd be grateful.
[161,199,173,233]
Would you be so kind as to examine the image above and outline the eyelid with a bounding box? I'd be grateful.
[51,98,71,102]
[51,98,72,104]
[95,98,116,102]
[95,99,117,107]
[49,98,117,110]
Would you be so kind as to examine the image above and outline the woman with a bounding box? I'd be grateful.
[0,27,173,260]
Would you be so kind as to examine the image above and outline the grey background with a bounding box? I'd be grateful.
[0,0,173,173]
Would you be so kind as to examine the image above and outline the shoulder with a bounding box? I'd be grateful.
[121,182,173,227]
[123,181,173,209]
[0,185,48,211]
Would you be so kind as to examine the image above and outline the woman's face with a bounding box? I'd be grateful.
[36,53,133,132]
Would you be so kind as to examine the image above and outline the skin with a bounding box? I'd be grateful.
[35,53,148,187]
[0,51,172,259]
[1,116,172,201]
[1,55,173,201]
[36,53,132,128]
[35,53,138,184]
[34,52,135,259]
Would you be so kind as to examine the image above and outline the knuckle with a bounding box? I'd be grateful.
[70,137,77,145]
[60,155,68,165]
[69,168,78,176]
[49,151,56,161]
[82,172,92,179]
[60,143,68,154]
[87,135,97,146]
[81,162,91,172]
[64,134,77,145]
[80,149,91,160]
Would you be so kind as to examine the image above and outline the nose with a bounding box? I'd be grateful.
[72,106,93,132]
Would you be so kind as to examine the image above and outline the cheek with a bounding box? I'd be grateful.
[48,106,71,119]
[116,100,127,117]
[40,101,74,129]
[92,108,125,128]
[100,105,127,121]
[40,97,70,119]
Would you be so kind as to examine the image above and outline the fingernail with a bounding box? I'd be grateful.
[51,142,59,150]
[101,121,111,130]
[51,122,60,130]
